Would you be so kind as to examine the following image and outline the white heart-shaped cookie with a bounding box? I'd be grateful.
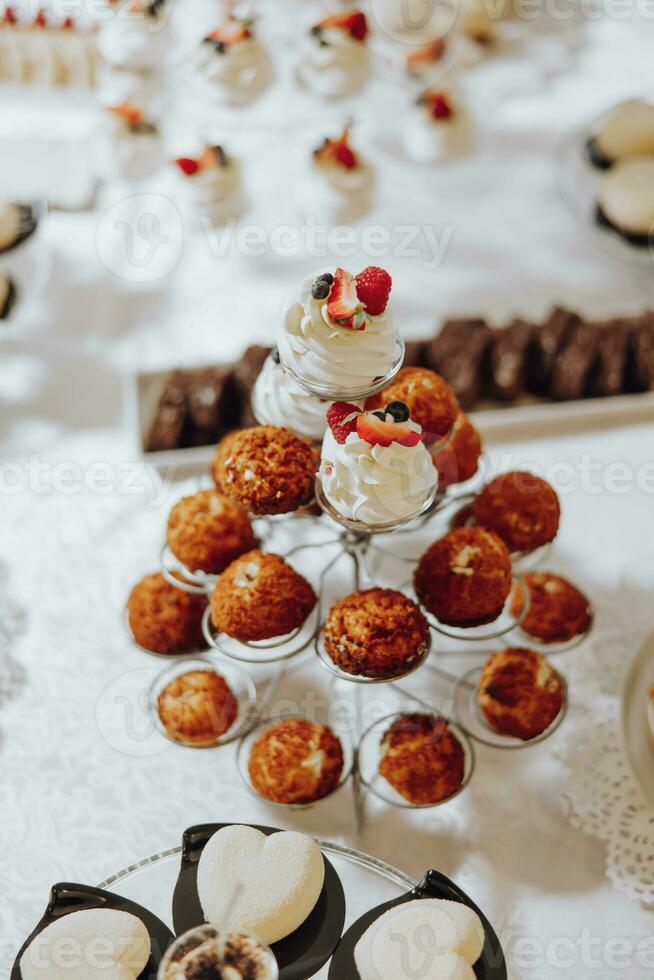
[20,908,151,980]
[197,825,325,945]
[355,898,483,980]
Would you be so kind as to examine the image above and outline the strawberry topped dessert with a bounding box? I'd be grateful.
[298,9,370,98]
[308,125,375,221]
[98,101,162,181]
[197,15,273,104]
[406,86,469,163]
[174,144,242,225]
[277,266,400,396]
[98,0,171,74]
[319,399,437,525]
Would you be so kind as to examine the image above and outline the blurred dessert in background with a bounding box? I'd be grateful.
[306,126,375,221]
[97,0,171,73]
[174,145,243,225]
[0,201,37,255]
[97,101,162,181]
[298,9,370,98]
[431,413,482,490]
[586,99,654,168]
[196,15,273,104]
[0,9,96,86]
[405,87,469,163]
[127,571,207,654]
[252,351,328,443]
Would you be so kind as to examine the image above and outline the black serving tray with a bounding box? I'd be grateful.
[328,868,507,980]
[11,882,174,980]
[172,823,346,980]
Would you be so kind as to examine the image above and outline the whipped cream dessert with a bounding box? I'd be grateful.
[253,352,329,443]
[175,145,242,225]
[355,898,483,980]
[297,10,370,98]
[320,401,437,525]
[406,87,466,163]
[305,126,374,221]
[278,267,399,394]
[196,16,273,104]
[405,38,448,79]
[197,825,325,946]
[98,101,162,181]
[98,0,170,73]
[160,925,277,980]
[20,908,151,980]
[454,0,496,64]
[0,201,37,253]
[597,156,654,242]
[589,100,654,167]
[0,10,96,86]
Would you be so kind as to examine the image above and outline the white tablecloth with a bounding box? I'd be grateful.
[2,7,654,978]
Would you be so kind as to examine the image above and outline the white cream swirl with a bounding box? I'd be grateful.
[320,422,437,525]
[307,154,374,221]
[277,272,398,393]
[252,355,329,443]
[178,160,242,225]
[98,13,170,72]
[98,114,162,181]
[297,27,369,98]
[197,37,273,104]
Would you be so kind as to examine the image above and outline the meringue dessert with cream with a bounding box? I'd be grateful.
[196,15,273,104]
[98,0,171,73]
[587,99,654,168]
[252,350,329,443]
[174,145,243,225]
[0,9,96,86]
[597,156,654,247]
[320,400,437,525]
[20,908,151,980]
[406,87,467,163]
[98,101,162,181]
[277,266,399,395]
[298,10,370,98]
[306,125,374,221]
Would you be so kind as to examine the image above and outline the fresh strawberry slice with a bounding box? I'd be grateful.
[327,402,361,444]
[3,6,16,22]
[354,267,392,316]
[327,268,366,330]
[209,17,252,44]
[406,39,446,70]
[175,157,200,176]
[356,413,422,448]
[315,127,358,171]
[33,8,46,27]
[422,90,454,120]
[62,15,75,28]
[319,10,368,41]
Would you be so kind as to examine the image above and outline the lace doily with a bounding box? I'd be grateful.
[558,581,654,904]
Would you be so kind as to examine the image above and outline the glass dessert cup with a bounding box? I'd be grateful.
[150,655,258,749]
[236,713,355,811]
[314,622,432,686]
[160,542,218,595]
[201,602,321,665]
[454,665,569,749]
[421,574,531,643]
[124,608,209,659]
[357,711,475,809]
[280,334,405,402]
[315,473,437,537]
[158,925,278,980]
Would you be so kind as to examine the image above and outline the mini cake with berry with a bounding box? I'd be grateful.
[405,87,468,164]
[127,571,207,654]
[209,550,317,642]
[432,413,483,490]
[0,201,38,255]
[455,0,496,64]
[405,38,447,79]
[586,99,654,169]
[278,266,399,394]
[379,713,466,805]
[252,350,328,443]
[248,718,345,804]
[324,588,430,679]
[98,0,171,73]
[306,126,374,222]
[472,471,560,553]
[320,401,437,525]
[174,145,242,226]
[196,16,273,105]
[596,157,654,248]
[98,101,162,181]
[0,271,17,321]
[158,668,238,745]
[298,10,370,98]
[478,647,565,740]
[166,489,256,575]
[414,526,512,627]
[365,367,459,442]
[212,425,317,515]
[510,571,592,645]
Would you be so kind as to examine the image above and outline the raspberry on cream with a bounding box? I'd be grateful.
[297,10,370,98]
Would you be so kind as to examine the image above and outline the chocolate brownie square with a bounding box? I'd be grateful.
[626,312,654,392]
[145,370,189,452]
[527,307,579,395]
[184,366,240,446]
[425,318,492,410]
[549,321,600,401]
[586,320,632,397]
[488,318,535,402]
[402,340,427,368]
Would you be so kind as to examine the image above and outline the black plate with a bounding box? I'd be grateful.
[11,882,174,980]
[172,823,346,980]
[595,204,651,249]
[328,868,507,980]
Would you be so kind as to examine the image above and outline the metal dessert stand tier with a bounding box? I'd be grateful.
[142,361,592,833]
